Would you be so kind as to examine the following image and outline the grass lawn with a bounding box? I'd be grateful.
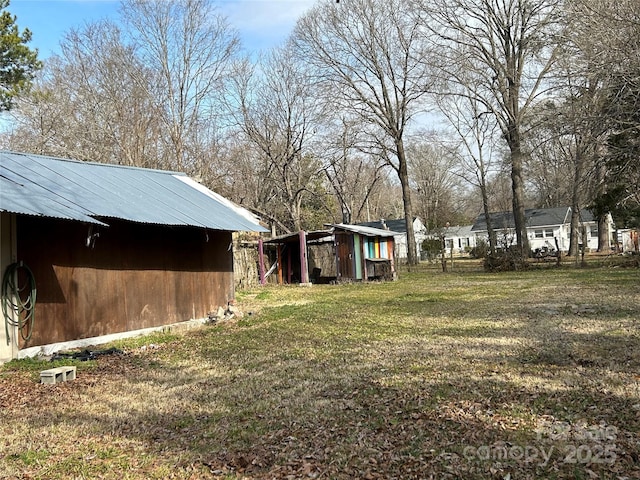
[1,263,639,479]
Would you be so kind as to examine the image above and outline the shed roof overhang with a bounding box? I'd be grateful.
[327,223,400,238]
[264,230,332,245]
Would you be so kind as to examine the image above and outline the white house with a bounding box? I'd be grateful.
[356,218,427,261]
[443,225,477,256]
[618,229,639,253]
[471,207,614,253]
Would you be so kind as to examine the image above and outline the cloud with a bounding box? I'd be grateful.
[217,0,317,51]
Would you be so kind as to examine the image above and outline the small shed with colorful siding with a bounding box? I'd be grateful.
[329,224,398,282]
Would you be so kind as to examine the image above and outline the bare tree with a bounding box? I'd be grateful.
[217,137,294,233]
[2,62,68,155]
[524,88,607,255]
[566,0,640,232]
[7,0,239,179]
[317,116,389,224]
[122,0,239,172]
[292,0,435,265]
[5,21,163,166]
[436,91,503,254]
[423,0,564,257]
[406,139,462,231]
[229,44,324,232]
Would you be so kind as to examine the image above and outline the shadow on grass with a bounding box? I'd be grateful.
[8,321,638,480]
[3,267,639,479]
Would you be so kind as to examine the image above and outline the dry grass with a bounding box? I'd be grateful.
[1,265,639,479]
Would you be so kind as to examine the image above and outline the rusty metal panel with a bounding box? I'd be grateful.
[16,216,234,348]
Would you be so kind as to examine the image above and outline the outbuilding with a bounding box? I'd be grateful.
[0,151,266,362]
[330,223,398,282]
[259,224,398,285]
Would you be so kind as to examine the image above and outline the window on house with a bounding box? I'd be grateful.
[534,230,544,238]
[545,229,554,238]
[590,228,598,238]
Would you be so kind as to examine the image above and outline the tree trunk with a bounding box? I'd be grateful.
[596,162,610,251]
[397,140,418,265]
[568,207,580,257]
[508,126,530,257]
[479,172,496,256]
[568,144,585,256]
[342,207,352,225]
[597,215,609,252]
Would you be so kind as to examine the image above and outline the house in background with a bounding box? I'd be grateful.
[443,225,477,256]
[356,217,427,262]
[0,151,266,363]
[471,206,614,253]
[618,228,640,253]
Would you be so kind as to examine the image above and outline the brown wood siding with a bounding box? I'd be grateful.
[335,232,354,280]
[16,217,233,348]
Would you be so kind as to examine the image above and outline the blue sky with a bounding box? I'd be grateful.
[9,0,317,59]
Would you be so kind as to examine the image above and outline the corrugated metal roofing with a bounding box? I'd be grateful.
[0,151,267,232]
[264,230,332,244]
[328,223,400,237]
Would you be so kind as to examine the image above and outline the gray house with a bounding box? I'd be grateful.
[443,225,477,256]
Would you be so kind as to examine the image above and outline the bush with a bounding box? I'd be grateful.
[484,247,529,272]
[421,238,443,261]
[469,239,488,259]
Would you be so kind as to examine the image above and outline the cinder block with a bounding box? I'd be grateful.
[40,366,77,384]
[40,368,64,384]
[64,366,76,381]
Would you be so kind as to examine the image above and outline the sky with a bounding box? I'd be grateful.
[9,0,318,59]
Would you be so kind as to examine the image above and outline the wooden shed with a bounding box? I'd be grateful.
[259,224,398,285]
[330,223,397,282]
[259,230,333,285]
[0,151,266,362]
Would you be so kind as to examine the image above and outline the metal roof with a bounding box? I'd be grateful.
[328,223,400,237]
[0,151,267,232]
[264,230,332,244]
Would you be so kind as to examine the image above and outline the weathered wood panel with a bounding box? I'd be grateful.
[335,232,353,280]
[16,217,233,348]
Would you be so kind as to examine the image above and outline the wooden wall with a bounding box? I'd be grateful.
[16,216,234,348]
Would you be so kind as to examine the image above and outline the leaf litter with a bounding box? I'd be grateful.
[1,266,639,479]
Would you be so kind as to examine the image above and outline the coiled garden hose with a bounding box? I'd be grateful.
[2,262,37,345]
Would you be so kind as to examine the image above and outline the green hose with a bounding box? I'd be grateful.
[2,262,37,345]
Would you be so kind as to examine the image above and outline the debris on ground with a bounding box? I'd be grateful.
[207,301,244,323]
[50,346,124,362]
